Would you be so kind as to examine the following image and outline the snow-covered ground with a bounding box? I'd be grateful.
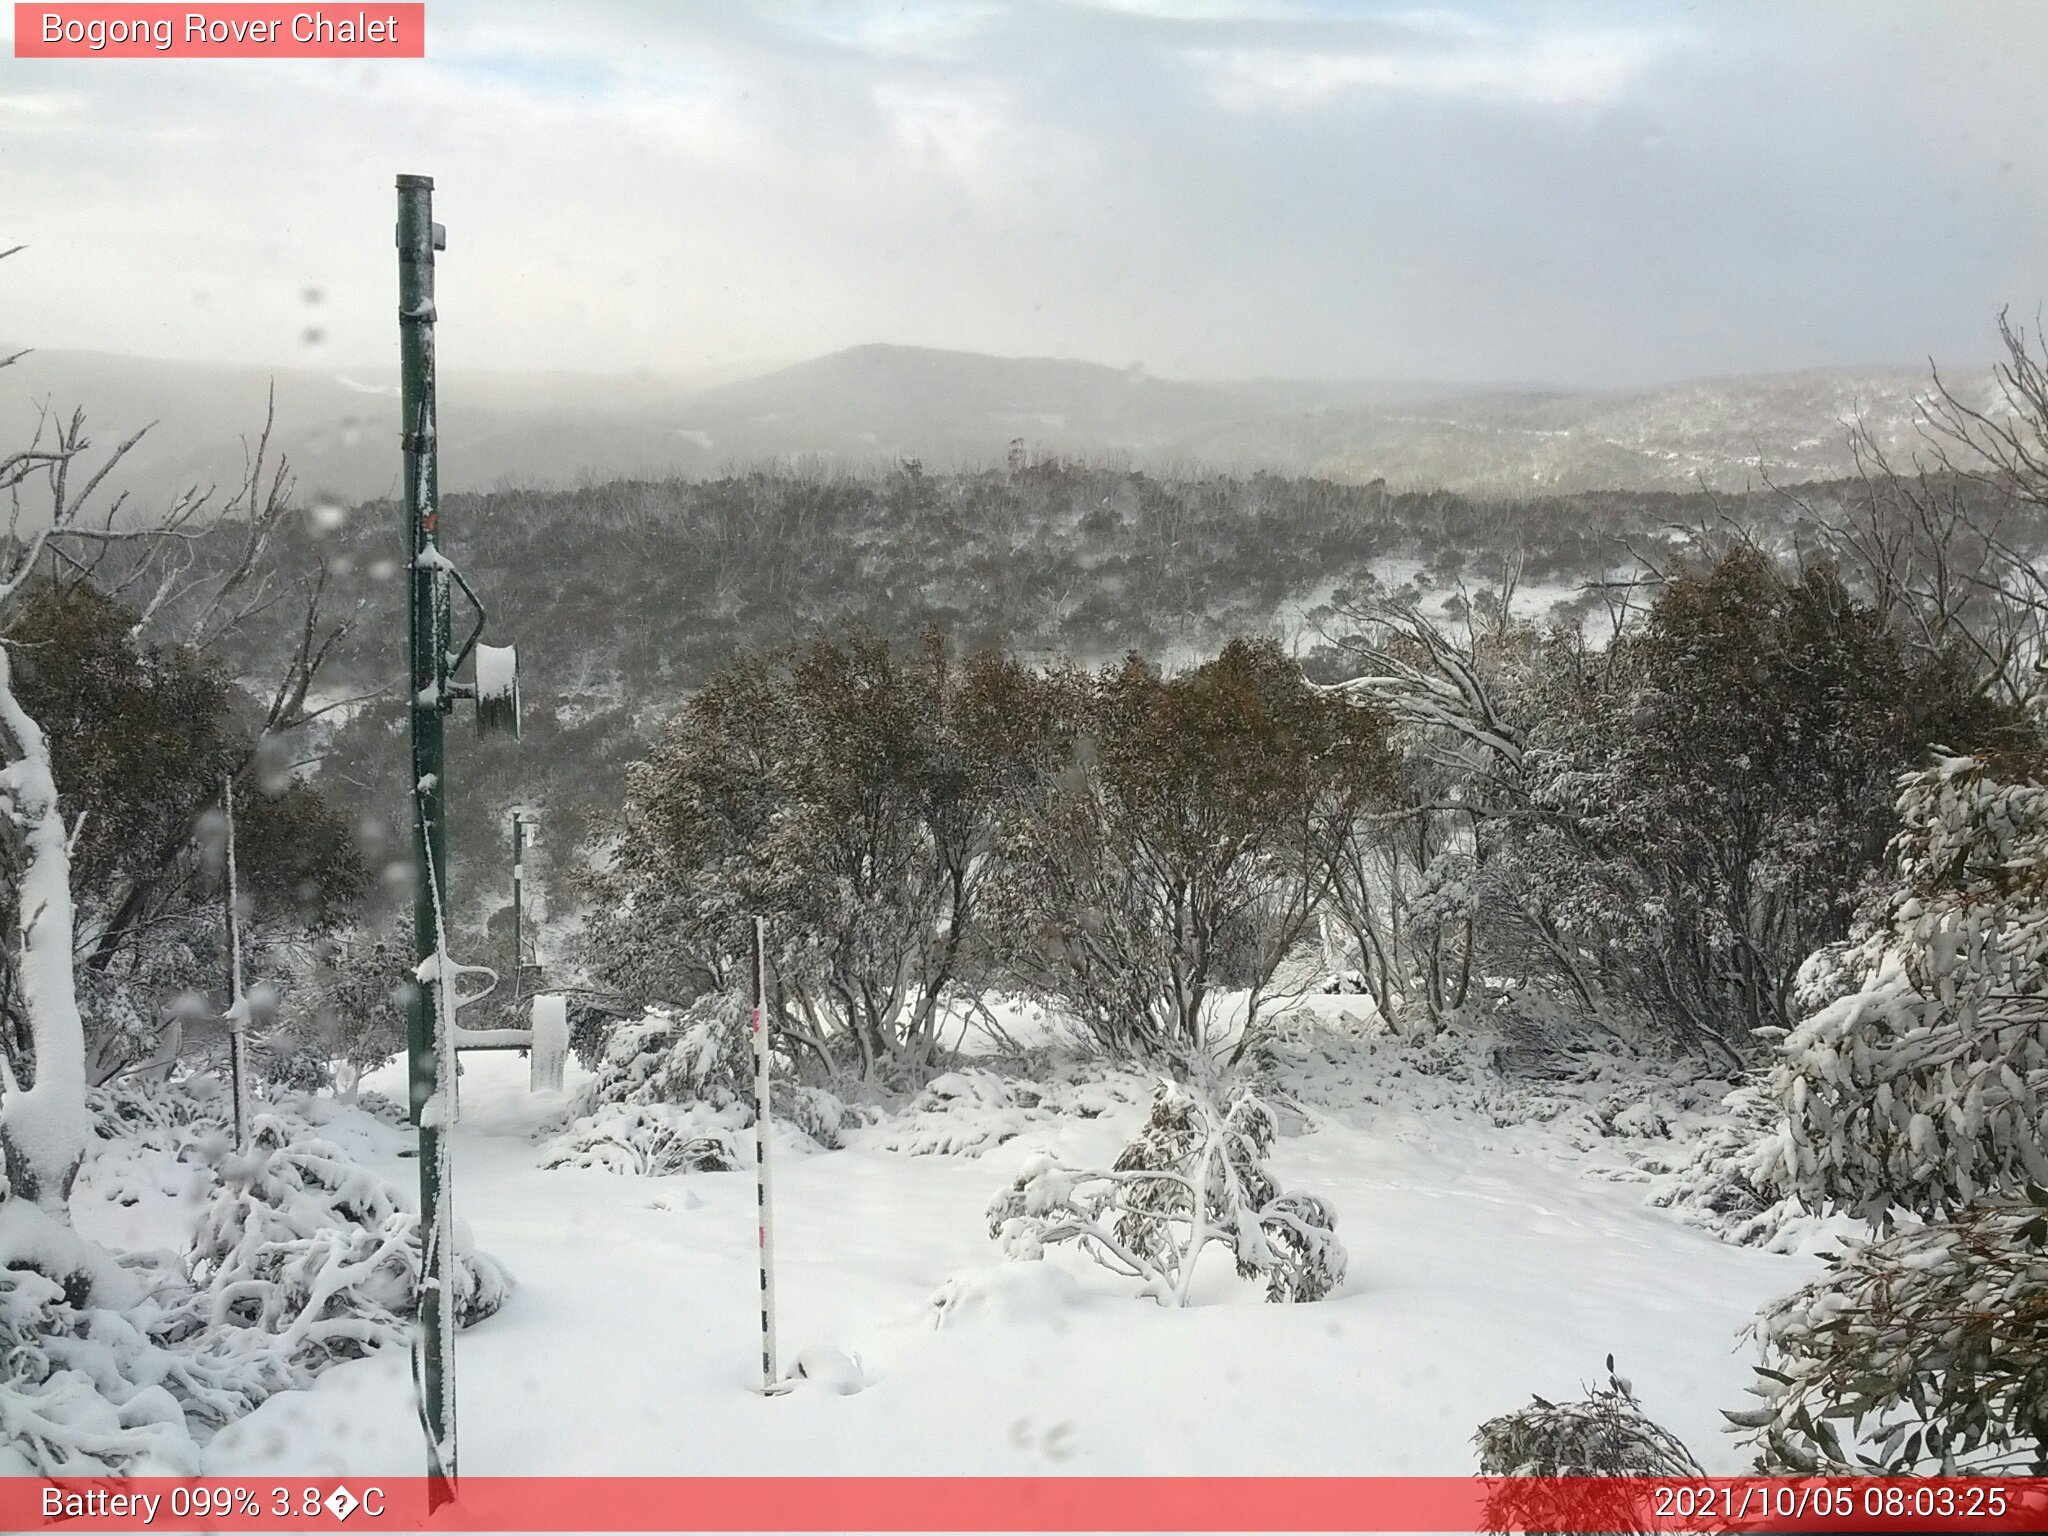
[76,1005,1816,1482]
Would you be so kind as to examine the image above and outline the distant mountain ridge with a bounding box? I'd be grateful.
[0,340,1994,513]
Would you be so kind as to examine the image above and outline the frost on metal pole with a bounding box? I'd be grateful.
[751,915,787,1395]
[398,170,458,1502]
[398,170,521,1504]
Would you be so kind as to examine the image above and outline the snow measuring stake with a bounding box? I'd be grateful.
[397,173,521,1503]
[752,915,788,1395]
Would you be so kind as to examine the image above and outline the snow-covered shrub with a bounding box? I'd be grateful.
[991,640,1396,1059]
[1475,1356,1702,1535]
[546,993,857,1175]
[988,1080,1346,1306]
[541,1101,750,1176]
[1756,755,2048,1224]
[1726,749,2048,1473]
[1731,1196,2048,1474]
[269,920,414,1097]
[0,1191,201,1474]
[780,1083,856,1150]
[1643,1079,1819,1250]
[573,995,753,1115]
[157,1114,509,1373]
[1478,1356,1702,1476]
[582,634,1048,1076]
[0,1261,195,1473]
[85,1071,230,1142]
[868,1068,1134,1158]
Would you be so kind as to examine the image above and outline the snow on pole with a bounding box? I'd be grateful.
[751,915,785,1394]
[529,993,568,1093]
[473,643,519,736]
[222,776,249,1150]
[399,169,457,1506]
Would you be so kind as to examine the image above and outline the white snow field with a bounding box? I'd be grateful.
[71,1007,1815,1481]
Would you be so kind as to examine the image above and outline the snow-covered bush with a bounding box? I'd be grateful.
[85,1071,231,1142]
[581,634,1050,1076]
[987,1080,1346,1306]
[868,1067,1136,1158]
[0,1271,195,1472]
[541,1101,751,1176]
[0,1194,200,1474]
[268,921,414,1097]
[545,993,853,1174]
[1727,748,2048,1473]
[1732,1196,2048,1474]
[573,995,753,1115]
[1756,754,2048,1223]
[157,1114,509,1371]
[1643,1080,1819,1250]
[991,640,1395,1059]
[1478,1356,1702,1476]
[1475,1356,1702,1535]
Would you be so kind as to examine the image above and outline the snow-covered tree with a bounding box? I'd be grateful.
[1324,550,2018,1061]
[993,639,1395,1060]
[1731,745,2048,1472]
[1755,752,2048,1219]
[1,578,367,1088]
[584,631,1055,1077]
[267,918,413,1097]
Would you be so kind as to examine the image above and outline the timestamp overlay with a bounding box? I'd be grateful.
[6,1477,2048,1533]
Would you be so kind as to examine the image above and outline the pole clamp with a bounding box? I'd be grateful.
[395,221,448,256]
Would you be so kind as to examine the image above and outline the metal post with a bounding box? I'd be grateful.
[221,776,248,1150]
[751,916,782,1394]
[398,171,457,1501]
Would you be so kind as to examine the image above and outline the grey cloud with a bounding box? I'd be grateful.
[1,0,2040,387]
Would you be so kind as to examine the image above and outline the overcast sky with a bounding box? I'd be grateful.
[2,0,2044,388]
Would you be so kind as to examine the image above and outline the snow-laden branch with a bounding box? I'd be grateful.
[0,645,90,1212]
[1317,606,1526,772]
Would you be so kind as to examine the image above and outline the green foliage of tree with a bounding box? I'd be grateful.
[992,637,1398,1059]
[0,579,366,1083]
[1731,746,2048,1474]
[1485,550,2020,1061]
[582,630,1050,1077]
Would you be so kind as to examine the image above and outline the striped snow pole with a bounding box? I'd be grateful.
[751,915,781,1393]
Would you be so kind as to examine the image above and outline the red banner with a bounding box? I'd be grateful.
[12,5,425,58]
[7,1477,2048,1533]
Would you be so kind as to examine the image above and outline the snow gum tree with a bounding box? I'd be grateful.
[585,630,1059,1077]
[1,579,366,1085]
[1516,550,2018,1061]
[991,637,1397,1061]
[0,639,89,1213]
[1329,550,2017,1061]
[0,351,178,1219]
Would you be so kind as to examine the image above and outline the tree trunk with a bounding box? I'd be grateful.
[0,645,91,1216]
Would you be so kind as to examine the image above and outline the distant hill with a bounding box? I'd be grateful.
[0,341,1997,513]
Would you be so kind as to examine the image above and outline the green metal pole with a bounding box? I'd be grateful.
[398,171,456,1501]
